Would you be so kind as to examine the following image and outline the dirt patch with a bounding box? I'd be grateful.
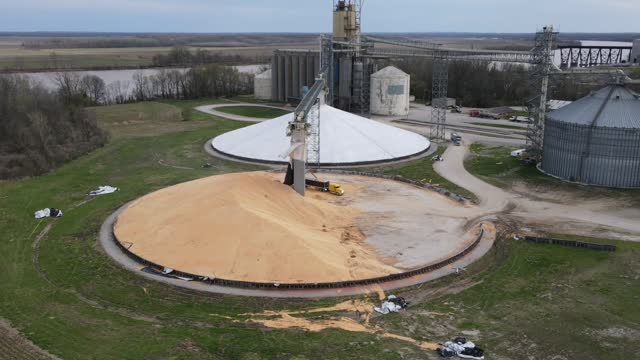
[586,327,640,340]
[244,300,440,351]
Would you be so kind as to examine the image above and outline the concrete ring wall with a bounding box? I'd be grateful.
[99,173,488,298]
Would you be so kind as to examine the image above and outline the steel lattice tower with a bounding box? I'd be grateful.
[526,26,557,159]
[430,50,449,140]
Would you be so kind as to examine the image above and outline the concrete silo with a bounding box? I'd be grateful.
[631,39,640,64]
[541,85,640,188]
[370,66,410,116]
[254,69,272,100]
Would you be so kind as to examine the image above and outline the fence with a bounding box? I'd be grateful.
[524,236,616,252]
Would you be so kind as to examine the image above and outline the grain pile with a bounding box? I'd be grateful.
[114,171,399,283]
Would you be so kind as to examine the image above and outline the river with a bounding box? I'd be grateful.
[20,64,267,96]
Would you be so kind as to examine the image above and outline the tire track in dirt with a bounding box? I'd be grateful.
[0,318,61,360]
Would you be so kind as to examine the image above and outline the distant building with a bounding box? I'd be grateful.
[631,39,640,64]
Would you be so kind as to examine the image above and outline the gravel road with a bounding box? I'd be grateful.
[435,144,640,241]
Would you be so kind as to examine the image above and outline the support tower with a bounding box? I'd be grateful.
[526,26,558,159]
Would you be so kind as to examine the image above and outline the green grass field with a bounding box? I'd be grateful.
[0,47,172,71]
[382,146,477,202]
[215,105,290,119]
[465,144,640,205]
[0,103,638,359]
[381,234,640,359]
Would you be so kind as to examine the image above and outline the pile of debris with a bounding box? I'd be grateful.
[374,295,410,314]
[438,337,485,359]
[34,208,63,219]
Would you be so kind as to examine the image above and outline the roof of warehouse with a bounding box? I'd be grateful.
[548,85,640,128]
[211,104,430,165]
[371,66,409,78]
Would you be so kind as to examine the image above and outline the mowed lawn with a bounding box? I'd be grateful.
[0,102,637,359]
[215,105,290,119]
[465,144,640,206]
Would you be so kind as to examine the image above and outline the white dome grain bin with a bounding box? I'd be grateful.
[211,104,430,166]
[370,66,410,116]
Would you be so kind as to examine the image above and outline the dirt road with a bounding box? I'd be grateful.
[435,144,640,241]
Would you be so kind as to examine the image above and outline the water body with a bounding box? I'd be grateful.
[21,64,266,96]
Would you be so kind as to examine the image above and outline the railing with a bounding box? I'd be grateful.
[524,236,616,252]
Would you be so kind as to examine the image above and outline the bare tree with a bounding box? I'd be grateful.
[105,80,130,104]
[80,75,106,104]
[54,72,83,104]
[132,71,151,101]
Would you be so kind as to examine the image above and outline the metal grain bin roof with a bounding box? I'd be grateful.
[547,85,640,129]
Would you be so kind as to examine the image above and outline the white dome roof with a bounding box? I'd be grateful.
[211,105,430,165]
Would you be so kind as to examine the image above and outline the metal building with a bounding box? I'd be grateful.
[270,50,320,103]
[541,85,640,188]
[370,66,410,116]
[332,0,359,41]
[253,69,272,100]
[632,39,640,64]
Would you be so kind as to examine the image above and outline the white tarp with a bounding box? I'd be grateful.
[89,186,119,196]
[212,105,430,165]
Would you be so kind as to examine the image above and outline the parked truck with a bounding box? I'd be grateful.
[450,132,462,146]
[305,179,345,196]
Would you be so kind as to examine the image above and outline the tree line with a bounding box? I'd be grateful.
[0,62,254,179]
[0,75,109,179]
[151,47,268,67]
[131,65,254,102]
[22,38,178,49]
[389,58,607,108]
[45,64,254,106]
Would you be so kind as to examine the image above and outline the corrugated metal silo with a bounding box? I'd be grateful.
[541,85,640,188]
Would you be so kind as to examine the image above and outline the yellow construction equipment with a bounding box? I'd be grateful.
[305,179,345,196]
[329,183,344,196]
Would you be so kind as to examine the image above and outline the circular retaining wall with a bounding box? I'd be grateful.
[100,172,491,297]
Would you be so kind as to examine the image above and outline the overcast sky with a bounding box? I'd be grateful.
[1,0,639,33]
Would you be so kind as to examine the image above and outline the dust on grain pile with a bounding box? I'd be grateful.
[114,171,399,283]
